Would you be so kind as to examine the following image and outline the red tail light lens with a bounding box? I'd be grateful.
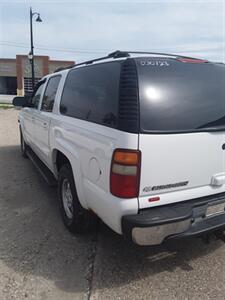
[110,149,141,198]
[177,58,208,64]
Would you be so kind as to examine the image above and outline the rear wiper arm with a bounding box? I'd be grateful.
[197,126,225,132]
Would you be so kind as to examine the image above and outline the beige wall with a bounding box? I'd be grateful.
[0,60,16,77]
[48,61,73,74]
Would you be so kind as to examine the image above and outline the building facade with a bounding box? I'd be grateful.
[0,55,74,96]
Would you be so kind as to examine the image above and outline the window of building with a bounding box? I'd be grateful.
[0,76,17,95]
[24,77,40,96]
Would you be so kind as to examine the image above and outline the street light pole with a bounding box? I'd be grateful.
[29,7,42,91]
[30,8,35,91]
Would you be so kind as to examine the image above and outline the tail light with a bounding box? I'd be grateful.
[177,58,208,64]
[110,149,141,198]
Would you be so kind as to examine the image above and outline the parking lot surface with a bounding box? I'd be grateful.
[1,109,225,300]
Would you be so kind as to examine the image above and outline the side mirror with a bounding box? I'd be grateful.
[12,96,30,107]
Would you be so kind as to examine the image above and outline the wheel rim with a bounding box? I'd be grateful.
[62,178,74,219]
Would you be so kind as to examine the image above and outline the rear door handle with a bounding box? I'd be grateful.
[43,122,48,128]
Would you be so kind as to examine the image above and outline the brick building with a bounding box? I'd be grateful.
[0,55,74,96]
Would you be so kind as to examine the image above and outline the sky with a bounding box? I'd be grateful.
[0,0,224,63]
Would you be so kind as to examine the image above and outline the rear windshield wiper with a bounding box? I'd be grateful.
[196,126,225,132]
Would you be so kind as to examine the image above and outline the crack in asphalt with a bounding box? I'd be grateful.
[86,225,99,300]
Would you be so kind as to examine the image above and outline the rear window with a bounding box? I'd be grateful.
[136,58,225,132]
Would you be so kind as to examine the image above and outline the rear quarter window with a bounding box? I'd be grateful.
[60,62,121,128]
[136,58,225,132]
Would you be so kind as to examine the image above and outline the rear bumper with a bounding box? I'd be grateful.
[122,192,225,245]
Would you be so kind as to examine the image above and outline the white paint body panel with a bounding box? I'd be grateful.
[138,133,225,209]
[21,107,35,145]
[49,114,139,233]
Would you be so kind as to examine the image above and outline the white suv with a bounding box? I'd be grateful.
[13,51,225,246]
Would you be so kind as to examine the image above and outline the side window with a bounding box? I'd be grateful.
[41,76,61,112]
[31,83,45,109]
[60,62,121,128]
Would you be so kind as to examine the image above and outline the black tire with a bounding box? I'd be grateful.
[20,128,28,158]
[58,164,97,234]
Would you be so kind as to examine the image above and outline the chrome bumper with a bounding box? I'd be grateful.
[122,192,225,246]
[132,219,191,246]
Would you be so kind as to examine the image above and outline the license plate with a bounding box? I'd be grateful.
[206,203,225,217]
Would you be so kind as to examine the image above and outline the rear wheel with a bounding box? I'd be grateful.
[58,164,97,234]
[20,128,28,158]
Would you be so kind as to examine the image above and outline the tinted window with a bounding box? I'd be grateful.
[41,76,61,112]
[60,62,121,127]
[31,83,45,109]
[137,58,225,132]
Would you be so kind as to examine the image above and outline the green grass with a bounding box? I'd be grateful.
[0,103,14,109]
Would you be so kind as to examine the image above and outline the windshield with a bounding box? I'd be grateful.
[136,58,225,132]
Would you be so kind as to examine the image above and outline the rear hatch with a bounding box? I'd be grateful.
[136,57,225,209]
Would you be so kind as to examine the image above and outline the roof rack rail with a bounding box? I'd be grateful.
[54,50,207,73]
[122,50,207,60]
[54,50,130,73]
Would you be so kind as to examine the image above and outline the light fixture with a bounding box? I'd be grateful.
[36,14,42,22]
[28,52,33,61]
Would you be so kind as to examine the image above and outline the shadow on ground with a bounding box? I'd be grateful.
[0,145,224,296]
